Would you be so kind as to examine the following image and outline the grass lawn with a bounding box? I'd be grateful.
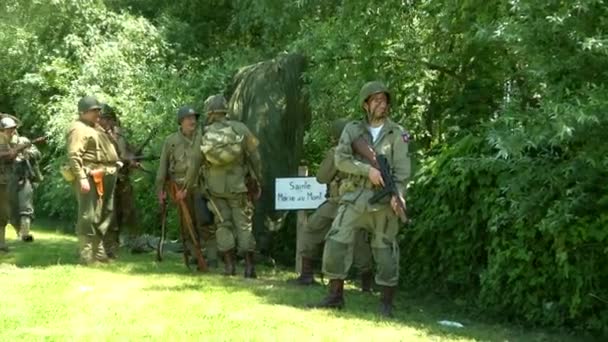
[0,223,594,341]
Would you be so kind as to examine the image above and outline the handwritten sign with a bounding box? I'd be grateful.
[275,177,327,210]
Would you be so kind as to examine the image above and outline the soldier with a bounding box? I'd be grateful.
[66,96,120,264]
[313,82,411,317]
[6,119,43,242]
[98,104,139,258]
[156,106,209,270]
[292,118,374,290]
[0,115,22,252]
[196,94,262,278]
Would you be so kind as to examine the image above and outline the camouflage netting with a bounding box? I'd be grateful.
[227,53,311,254]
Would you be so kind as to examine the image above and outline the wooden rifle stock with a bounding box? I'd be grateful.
[350,137,379,169]
[351,137,408,223]
[156,196,168,262]
[168,182,208,272]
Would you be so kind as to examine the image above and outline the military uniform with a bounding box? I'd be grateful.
[156,108,213,268]
[9,134,41,241]
[67,96,120,264]
[196,94,262,277]
[98,105,140,258]
[315,81,411,317]
[109,127,139,254]
[0,129,12,251]
[294,119,373,288]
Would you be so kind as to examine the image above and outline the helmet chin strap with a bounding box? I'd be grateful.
[365,102,388,126]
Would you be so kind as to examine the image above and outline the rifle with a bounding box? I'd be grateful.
[351,137,408,223]
[119,156,157,176]
[168,181,208,272]
[156,195,168,262]
[133,125,160,156]
[0,136,47,159]
[129,155,158,162]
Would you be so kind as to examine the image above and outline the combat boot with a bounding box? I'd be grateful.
[360,270,374,293]
[379,286,397,318]
[103,229,119,259]
[244,251,257,279]
[289,257,317,285]
[79,236,95,265]
[93,235,111,263]
[20,216,34,242]
[310,279,344,309]
[222,249,236,276]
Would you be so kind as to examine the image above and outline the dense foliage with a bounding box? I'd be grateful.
[1,0,606,333]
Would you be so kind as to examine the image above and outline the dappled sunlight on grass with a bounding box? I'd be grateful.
[0,226,591,341]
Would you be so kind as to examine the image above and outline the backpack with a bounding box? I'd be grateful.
[201,121,244,166]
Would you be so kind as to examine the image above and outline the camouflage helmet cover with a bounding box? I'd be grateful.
[358,81,391,107]
[203,94,228,115]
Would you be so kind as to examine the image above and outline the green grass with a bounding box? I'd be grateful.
[0,223,594,342]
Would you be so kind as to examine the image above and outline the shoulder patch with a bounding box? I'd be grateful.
[401,131,411,143]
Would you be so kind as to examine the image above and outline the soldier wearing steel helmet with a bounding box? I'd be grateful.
[98,103,142,258]
[291,118,373,290]
[192,94,262,278]
[0,115,23,251]
[3,117,43,243]
[66,96,121,264]
[155,105,207,269]
[312,81,411,317]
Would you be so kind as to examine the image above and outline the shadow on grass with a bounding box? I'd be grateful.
[2,223,599,342]
[127,261,597,342]
[0,223,80,267]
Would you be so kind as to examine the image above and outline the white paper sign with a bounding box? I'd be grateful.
[275,177,327,210]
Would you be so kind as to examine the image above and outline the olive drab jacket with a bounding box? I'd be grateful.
[108,126,131,160]
[316,146,346,203]
[335,118,411,212]
[155,128,202,192]
[196,117,262,196]
[10,134,41,182]
[104,126,136,180]
[66,119,120,179]
[11,135,40,160]
[0,132,12,184]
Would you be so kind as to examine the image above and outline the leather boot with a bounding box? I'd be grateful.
[311,279,344,309]
[222,249,236,276]
[93,234,111,263]
[103,229,119,259]
[79,235,94,265]
[244,251,257,278]
[289,256,317,285]
[360,270,373,293]
[20,216,33,242]
[379,286,397,318]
